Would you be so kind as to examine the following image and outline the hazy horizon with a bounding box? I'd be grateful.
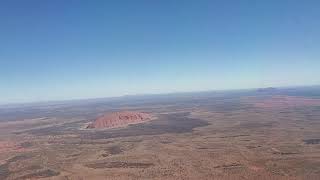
[1,0,320,104]
[1,84,320,106]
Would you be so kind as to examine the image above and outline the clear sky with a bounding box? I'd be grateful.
[0,0,319,104]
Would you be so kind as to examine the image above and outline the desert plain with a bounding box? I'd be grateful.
[0,87,320,180]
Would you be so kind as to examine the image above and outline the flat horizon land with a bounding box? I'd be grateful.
[0,86,320,180]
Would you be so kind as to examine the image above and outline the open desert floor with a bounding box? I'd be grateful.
[0,87,320,180]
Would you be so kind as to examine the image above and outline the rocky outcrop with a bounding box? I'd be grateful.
[87,111,151,129]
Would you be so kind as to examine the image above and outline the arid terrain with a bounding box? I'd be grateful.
[0,86,320,180]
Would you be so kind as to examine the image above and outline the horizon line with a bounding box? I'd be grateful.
[1,84,319,107]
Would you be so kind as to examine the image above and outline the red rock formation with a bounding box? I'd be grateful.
[87,111,151,129]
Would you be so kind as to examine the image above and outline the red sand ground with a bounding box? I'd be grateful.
[87,111,152,129]
[254,96,320,108]
[0,141,27,153]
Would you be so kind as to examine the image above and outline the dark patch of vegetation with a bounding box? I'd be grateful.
[303,139,320,144]
[107,146,123,155]
[22,165,43,171]
[272,152,299,155]
[7,154,31,163]
[205,101,251,112]
[246,145,261,149]
[121,139,143,143]
[0,163,9,180]
[86,162,154,169]
[19,142,33,148]
[19,169,60,179]
[55,140,113,145]
[219,134,250,138]
[66,153,81,158]
[0,154,35,179]
[160,141,172,144]
[17,121,82,135]
[197,147,214,150]
[237,122,276,129]
[214,163,243,169]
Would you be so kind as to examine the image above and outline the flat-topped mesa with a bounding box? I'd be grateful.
[87,111,152,129]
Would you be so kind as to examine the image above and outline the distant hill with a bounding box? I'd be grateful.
[256,87,278,93]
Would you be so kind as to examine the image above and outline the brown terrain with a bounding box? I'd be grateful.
[87,111,152,129]
[253,96,320,108]
[0,87,320,180]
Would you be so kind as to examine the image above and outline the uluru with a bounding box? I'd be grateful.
[87,111,152,129]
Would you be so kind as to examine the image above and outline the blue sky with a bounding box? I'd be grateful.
[0,0,320,104]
